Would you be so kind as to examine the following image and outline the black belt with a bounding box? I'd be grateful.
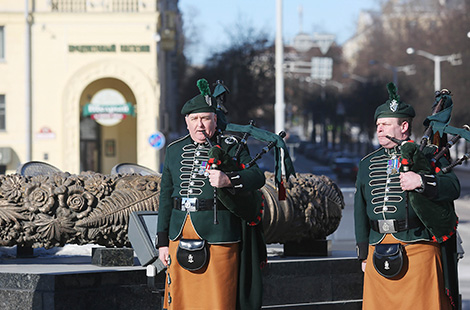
[370,217,423,233]
[173,198,225,211]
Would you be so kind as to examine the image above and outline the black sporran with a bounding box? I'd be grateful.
[176,239,208,271]
[372,243,404,278]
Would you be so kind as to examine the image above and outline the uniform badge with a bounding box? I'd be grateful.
[204,95,212,106]
[387,157,400,174]
[384,261,390,270]
[188,254,194,264]
[389,99,398,112]
[197,161,209,175]
[225,136,237,145]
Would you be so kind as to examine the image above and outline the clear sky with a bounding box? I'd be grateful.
[178,0,381,65]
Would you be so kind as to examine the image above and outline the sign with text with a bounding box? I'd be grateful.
[69,45,150,53]
[83,89,135,126]
[311,57,333,80]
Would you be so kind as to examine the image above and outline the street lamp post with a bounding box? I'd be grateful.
[343,73,368,84]
[369,60,415,86]
[406,48,462,91]
[25,0,32,162]
[275,0,285,135]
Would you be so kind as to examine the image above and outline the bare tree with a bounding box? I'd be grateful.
[347,0,470,139]
[181,21,275,129]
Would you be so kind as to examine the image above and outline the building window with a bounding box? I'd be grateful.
[50,0,139,12]
[112,0,139,12]
[0,26,4,60]
[51,0,86,12]
[0,95,5,130]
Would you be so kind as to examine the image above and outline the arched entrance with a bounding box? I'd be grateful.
[79,78,137,173]
[62,59,159,174]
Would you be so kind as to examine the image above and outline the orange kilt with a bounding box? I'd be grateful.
[363,234,451,310]
[163,215,240,310]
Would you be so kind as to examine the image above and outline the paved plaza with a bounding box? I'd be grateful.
[0,148,469,309]
[291,150,470,310]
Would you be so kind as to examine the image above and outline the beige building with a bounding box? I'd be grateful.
[0,0,180,174]
[342,0,465,72]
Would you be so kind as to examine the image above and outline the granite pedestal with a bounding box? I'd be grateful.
[0,255,165,310]
[284,239,332,257]
[262,254,363,309]
[0,251,362,310]
[91,248,134,266]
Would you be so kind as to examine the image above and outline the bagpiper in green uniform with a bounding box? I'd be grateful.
[157,79,266,310]
[354,83,460,309]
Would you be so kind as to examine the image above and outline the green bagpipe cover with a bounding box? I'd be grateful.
[400,142,460,309]
[400,142,458,243]
[208,145,267,310]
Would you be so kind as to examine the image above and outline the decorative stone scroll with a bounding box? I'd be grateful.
[262,172,344,244]
[0,171,343,248]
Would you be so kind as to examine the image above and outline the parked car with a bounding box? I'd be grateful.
[303,143,319,160]
[331,157,359,181]
[296,141,312,155]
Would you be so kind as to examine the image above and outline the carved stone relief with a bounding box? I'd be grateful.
[0,171,343,248]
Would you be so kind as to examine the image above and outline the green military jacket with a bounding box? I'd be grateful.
[354,145,460,260]
[156,133,265,247]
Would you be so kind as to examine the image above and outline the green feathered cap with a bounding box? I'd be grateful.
[181,79,217,115]
[374,82,416,121]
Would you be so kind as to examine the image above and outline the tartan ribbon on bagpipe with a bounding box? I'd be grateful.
[424,95,470,142]
[226,123,296,186]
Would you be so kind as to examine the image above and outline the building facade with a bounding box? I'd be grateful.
[342,0,466,72]
[0,0,180,174]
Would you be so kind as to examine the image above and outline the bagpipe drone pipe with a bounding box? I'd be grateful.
[419,89,470,172]
[386,88,469,243]
[199,79,295,225]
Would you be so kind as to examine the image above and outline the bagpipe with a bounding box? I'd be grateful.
[201,79,293,308]
[387,89,470,175]
[196,79,295,225]
[389,88,467,310]
[384,88,468,243]
[418,89,470,173]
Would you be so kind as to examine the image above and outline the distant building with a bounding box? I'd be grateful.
[284,32,342,83]
[342,10,376,72]
[283,30,346,143]
[0,0,181,174]
[342,0,465,71]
